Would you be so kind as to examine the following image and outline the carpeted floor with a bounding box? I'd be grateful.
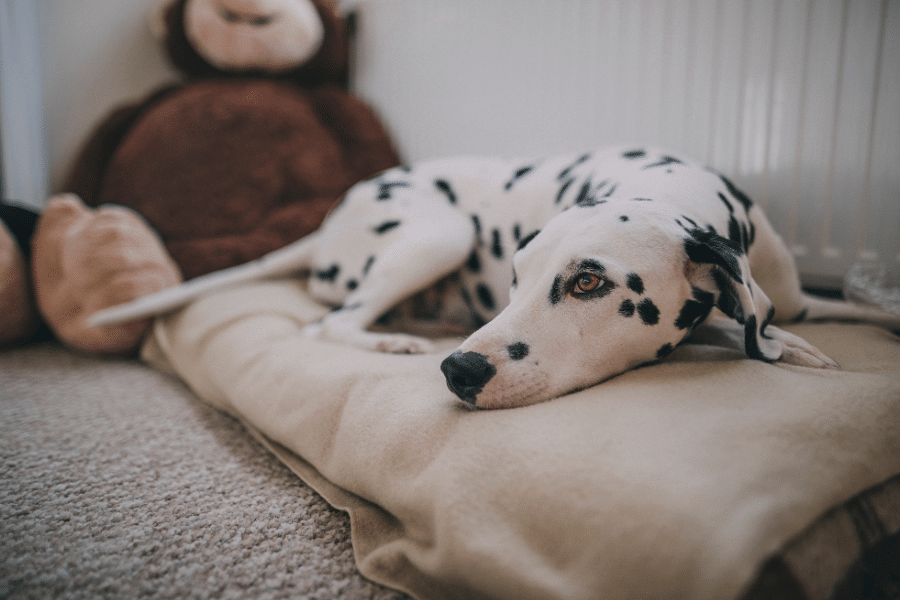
[0,342,409,600]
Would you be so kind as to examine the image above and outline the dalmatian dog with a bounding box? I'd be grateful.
[92,147,900,409]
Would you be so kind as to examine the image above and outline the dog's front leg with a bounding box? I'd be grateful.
[304,208,477,353]
[694,315,839,369]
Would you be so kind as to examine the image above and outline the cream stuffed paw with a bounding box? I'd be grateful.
[0,219,40,346]
[32,194,182,354]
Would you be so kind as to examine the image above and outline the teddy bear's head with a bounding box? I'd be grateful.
[156,0,348,86]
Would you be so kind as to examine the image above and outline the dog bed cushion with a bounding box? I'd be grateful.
[141,278,900,600]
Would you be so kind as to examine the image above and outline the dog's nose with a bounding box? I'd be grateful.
[440,350,496,404]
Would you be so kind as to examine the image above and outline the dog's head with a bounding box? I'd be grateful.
[441,201,779,409]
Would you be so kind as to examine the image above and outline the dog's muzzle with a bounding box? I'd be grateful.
[440,350,496,405]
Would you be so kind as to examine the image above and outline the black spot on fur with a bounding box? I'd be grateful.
[577,182,610,207]
[681,215,698,228]
[476,283,495,311]
[575,179,595,206]
[467,250,481,273]
[675,296,713,330]
[556,177,575,204]
[619,299,635,317]
[316,264,340,282]
[582,193,608,207]
[718,192,734,213]
[491,229,503,259]
[362,256,375,275]
[517,230,540,251]
[626,273,645,295]
[434,179,456,204]
[743,314,771,361]
[549,275,564,305]
[622,149,646,159]
[637,299,660,325]
[633,197,653,202]
[346,279,358,291]
[513,224,522,241]
[558,153,591,180]
[505,165,535,191]
[620,215,629,222]
[728,215,743,247]
[792,308,809,323]
[740,222,751,252]
[507,342,529,360]
[471,215,482,242]
[643,155,683,170]
[684,228,744,284]
[762,305,776,339]
[373,220,401,234]
[692,286,715,305]
[656,343,674,359]
[377,180,410,200]
[712,269,744,323]
[601,183,618,198]
[719,174,753,210]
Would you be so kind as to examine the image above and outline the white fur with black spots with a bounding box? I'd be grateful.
[90,147,900,409]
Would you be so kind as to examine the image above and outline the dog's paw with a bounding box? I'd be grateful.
[301,320,434,354]
[374,333,435,354]
[768,326,839,370]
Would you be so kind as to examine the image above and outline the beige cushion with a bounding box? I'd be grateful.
[142,278,900,600]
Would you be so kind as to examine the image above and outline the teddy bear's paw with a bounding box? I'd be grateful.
[32,193,182,355]
[38,193,92,232]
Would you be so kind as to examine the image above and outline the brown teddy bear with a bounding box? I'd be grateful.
[31,0,400,354]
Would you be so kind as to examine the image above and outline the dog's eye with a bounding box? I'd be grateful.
[573,273,604,294]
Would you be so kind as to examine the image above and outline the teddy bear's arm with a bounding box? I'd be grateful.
[311,85,402,179]
[64,84,181,205]
[31,194,182,354]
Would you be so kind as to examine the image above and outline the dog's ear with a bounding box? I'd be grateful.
[682,227,782,362]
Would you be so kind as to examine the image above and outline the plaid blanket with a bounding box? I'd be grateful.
[743,472,900,599]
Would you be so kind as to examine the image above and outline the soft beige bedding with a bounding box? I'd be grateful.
[141,277,900,600]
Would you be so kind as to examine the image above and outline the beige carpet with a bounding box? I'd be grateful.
[0,342,408,600]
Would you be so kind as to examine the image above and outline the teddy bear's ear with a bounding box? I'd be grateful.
[147,0,172,41]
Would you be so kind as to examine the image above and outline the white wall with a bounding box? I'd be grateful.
[349,0,900,287]
[0,0,48,208]
[0,0,178,208]
[38,0,180,196]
